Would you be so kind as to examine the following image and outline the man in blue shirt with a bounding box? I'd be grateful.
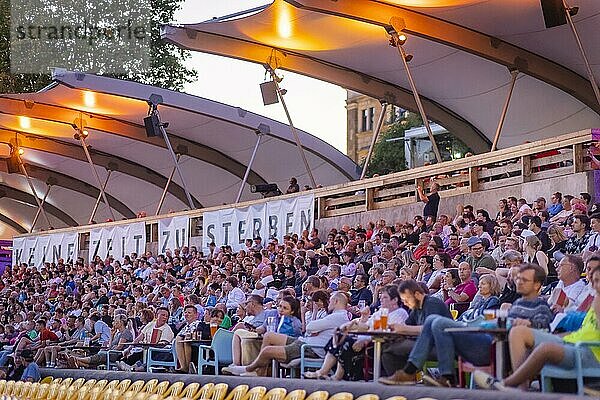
[20,350,40,382]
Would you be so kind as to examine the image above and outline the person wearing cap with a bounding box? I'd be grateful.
[465,236,497,275]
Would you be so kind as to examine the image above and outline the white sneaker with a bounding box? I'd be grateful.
[116,361,133,372]
[225,365,248,376]
[473,370,511,391]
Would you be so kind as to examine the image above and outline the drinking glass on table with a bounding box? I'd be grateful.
[210,322,218,338]
[380,308,389,330]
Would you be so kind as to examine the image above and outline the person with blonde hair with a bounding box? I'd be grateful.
[523,235,549,274]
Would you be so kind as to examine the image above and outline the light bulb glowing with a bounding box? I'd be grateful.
[18,116,31,129]
[82,129,89,137]
[83,91,96,107]
[399,34,407,42]
[277,6,292,38]
[18,148,24,156]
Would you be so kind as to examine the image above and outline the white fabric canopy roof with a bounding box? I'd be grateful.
[162,0,600,152]
[0,69,358,236]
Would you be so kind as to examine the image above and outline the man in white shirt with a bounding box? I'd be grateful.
[549,255,588,313]
[224,276,246,311]
[252,266,274,297]
[225,292,350,376]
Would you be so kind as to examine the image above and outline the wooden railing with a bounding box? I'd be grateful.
[14,128,596,240]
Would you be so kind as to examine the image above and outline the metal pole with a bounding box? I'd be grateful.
[361,102,389,179]
[236,133,263,203]
[155,154,179,216]
[89,170,112,224]
[491,69,519,152]
[30,185,51,232]
[157,121,195,210]
[78,135,116,221]
[19,160,51,229]
[267,67,317,188]
[563,0,600,108]
[390,32,442,163]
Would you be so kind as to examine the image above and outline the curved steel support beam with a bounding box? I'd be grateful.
[0,129,202,209]
[0,184,77,227]
[161,26,491,153]
[0,97,268,187]
[0,214,27,234]
[286,0,600,115]
[0,160,136,219]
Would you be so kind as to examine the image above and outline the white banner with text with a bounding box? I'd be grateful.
[89,222,146,263]
[202,194,314,252]
[13,232,78,268]
[158,215,189,254]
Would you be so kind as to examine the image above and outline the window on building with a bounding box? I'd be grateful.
[368,107,375,131]
[361,109,368,132]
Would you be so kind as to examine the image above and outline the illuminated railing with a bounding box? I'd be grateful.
[14,128,596,241]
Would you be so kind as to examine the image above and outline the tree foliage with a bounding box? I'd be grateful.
[362,113,423,177]
[0,0,197,94]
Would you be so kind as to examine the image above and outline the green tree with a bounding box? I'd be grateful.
[0,0,197,94]
[361,113,423,177]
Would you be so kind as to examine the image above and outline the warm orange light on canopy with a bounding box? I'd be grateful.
[240,1,383,52]
[382,0,487,7]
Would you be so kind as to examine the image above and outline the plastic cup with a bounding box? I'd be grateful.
[380,308,389,330]
[484,309,496,320]
[210,323,218,337]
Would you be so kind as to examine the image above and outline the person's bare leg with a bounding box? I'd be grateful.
[508,326,535,372]
[232,334,242,365]
[503,343,565,389]
[332,361,345,380]
[183,344,192,370]
[245,346,287,372]
[261,332,288,348]
[312,353,337,376]
[175,339,187,371]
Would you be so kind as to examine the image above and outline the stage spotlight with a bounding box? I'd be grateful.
[17,148,24,155]
[569,6,579,16]
[404,54,414,63]
[397,34,407,45]
[82,129,89,138]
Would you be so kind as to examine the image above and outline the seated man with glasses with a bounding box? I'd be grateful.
[379,263,553,387]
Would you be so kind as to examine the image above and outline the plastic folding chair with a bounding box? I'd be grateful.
[180,383,200,400]
[165,382,185,398]
[263,388,286,400]
[209,383,229,400]
[128,381,146,394]
[328,393,353,400]
[146,340,178,372]
[304,391,328,400]
[383,397,407,400]
[117,379,133,393]
[240,386,266,400]
[154,381,171,397]
[355,395,378,400]
[197,328,234,375]
[222,385,248,400]
[141,379,159,394]
[195,383,214,400]
[283,389,306,400]
[541,341,600,395]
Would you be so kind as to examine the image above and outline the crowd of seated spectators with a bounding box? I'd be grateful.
[0,183,599,392]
